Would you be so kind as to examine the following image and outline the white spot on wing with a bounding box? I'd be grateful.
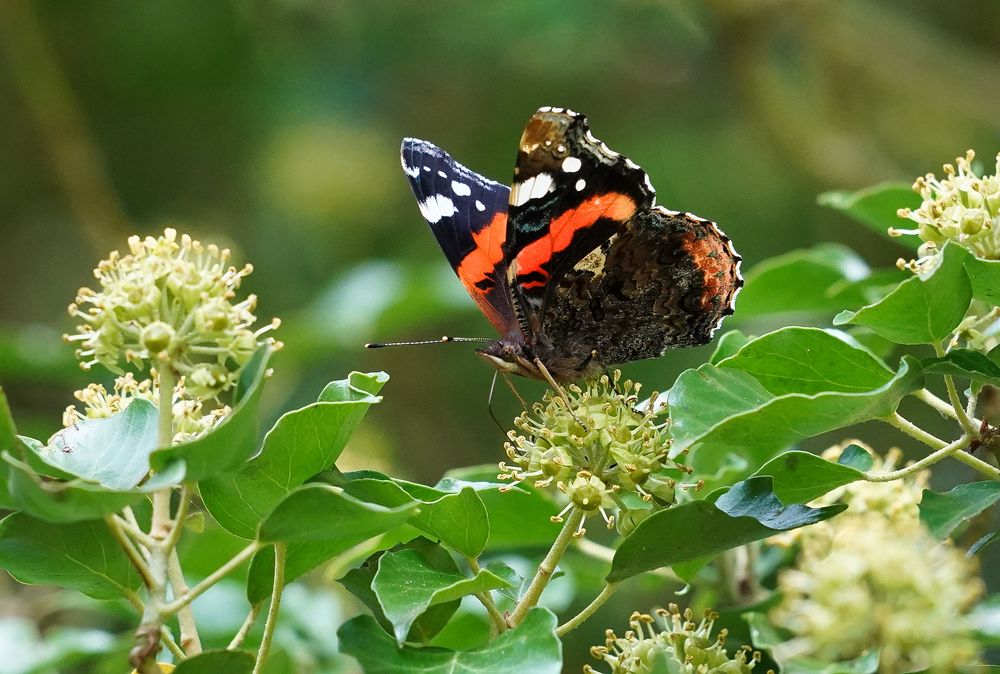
[402,163,420,178]
[418,194,456,224]
[423,166,431,172]
[575,179,586,191]
[561,157,582,173]
[451,181,471,197]
[475,200,485,211]
[512,173,555,207]
[437,170,447,179]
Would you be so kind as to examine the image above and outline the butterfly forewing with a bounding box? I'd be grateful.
[400,138,517,336]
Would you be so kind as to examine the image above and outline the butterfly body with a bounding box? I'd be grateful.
[398,107,742,383]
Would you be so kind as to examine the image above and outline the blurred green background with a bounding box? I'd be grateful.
[1,0,998,671]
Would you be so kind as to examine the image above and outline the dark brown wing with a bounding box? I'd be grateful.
[531,207,743,380]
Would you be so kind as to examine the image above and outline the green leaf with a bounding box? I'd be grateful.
[338,607,561,674]
[200,370,388,539]
[608,476,844,582]
[374,549,511,645]
[0,513,139,599]
[343,477,489,557]
[2,450,143,523]
[753,450,864,504]
[921,348,1000,387]
[709,330,751,365]
[833,242,972,344]
[670,351,922,473]
[837,443,875,471]
[0,388,18,509]
[257,483,419,543]
[340,539,462,644]
[173,650,255,674]
[964,255,1000,306]
[919,481,1000,540]
[969,530,999,556]
[736,244,874,316]
[718,327,894,395]
[437,473,561,550]
[35,399,158,490]
[818,182,921,250]
[149,346,272,482]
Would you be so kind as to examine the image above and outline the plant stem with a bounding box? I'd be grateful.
[865,434,972,482]
[466,556,506,633]
[252,543,286,674]
[228,603,263,650]
[105,515,155,588]
[934,342,978,434]
[914,389,960,419]
[556,583,617,637]
[885,413,948,449]
[161,541,263,616]
[951,447,1000,481]
[509,508,584,626]
[168,549,202,654]
[130,366,177,672]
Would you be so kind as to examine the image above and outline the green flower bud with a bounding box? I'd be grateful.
[141,321,175,355]
[615,508,651,537]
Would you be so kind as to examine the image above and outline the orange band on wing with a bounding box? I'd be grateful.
[454,212,509,333]
[513,193,636,279]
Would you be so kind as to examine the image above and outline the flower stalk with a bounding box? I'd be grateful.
[509,507,584,626]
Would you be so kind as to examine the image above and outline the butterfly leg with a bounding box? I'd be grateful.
[533,357,588,429]
[501,372,529,411]
[486,371,507,434]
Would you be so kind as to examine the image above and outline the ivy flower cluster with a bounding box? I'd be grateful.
[65,228,280,398]
[586,604,767,674]
[62,371,231,445]
[499,372,692,536]
[770,511,983,674]
[893,149,1000,274]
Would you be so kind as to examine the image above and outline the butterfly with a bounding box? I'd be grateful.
[387,106,742,384]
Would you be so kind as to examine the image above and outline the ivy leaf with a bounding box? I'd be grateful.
[173,650,255,674]
[340,539,463,645]
[919,482,1000,540]
[342,477,488,557]
[717,327,894,395]
[373,549,511,645]
[2,450,143,523]
[149,346,272,482]
[753,450,864,504]
[257,483,418,543]
[709,330,751,365]
[670,329,922,472]
[834,242,971,344]
[963,255,1000,306]
[0,388,18,509]
[969,530,999,556]
[200,371,388,539]
[338,607,561,674]
[837,444,875,471]
[0,513,139,599]
[818,182,921,250]
[736,244,875,316]
[921,349,1000,387]
[35,399,158,491]
[607,476,844,582]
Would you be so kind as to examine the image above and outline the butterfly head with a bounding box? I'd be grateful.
[475,339,540,379]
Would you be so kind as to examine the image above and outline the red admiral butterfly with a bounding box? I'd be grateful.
[379,107,742,384]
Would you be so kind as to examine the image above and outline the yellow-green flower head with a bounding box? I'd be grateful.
[586,605,768,674]
[893,150,1000,272]
[62,371,231,445]
[64,228,280,398]
[770,512,983,674]
[499,372,690,535]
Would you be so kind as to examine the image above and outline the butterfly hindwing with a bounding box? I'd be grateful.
[530,207,743,378]
[400,138,516,335]
[504,108,655,325]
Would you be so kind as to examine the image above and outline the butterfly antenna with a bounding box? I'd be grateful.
[365,336,494,349]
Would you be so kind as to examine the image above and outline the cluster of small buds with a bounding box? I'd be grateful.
[62,370,231,445]
[770,512,983,674]
[499,372,695,536]
[893,150,1000,275]
[586,604,768,674]
[64,228,280,398]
